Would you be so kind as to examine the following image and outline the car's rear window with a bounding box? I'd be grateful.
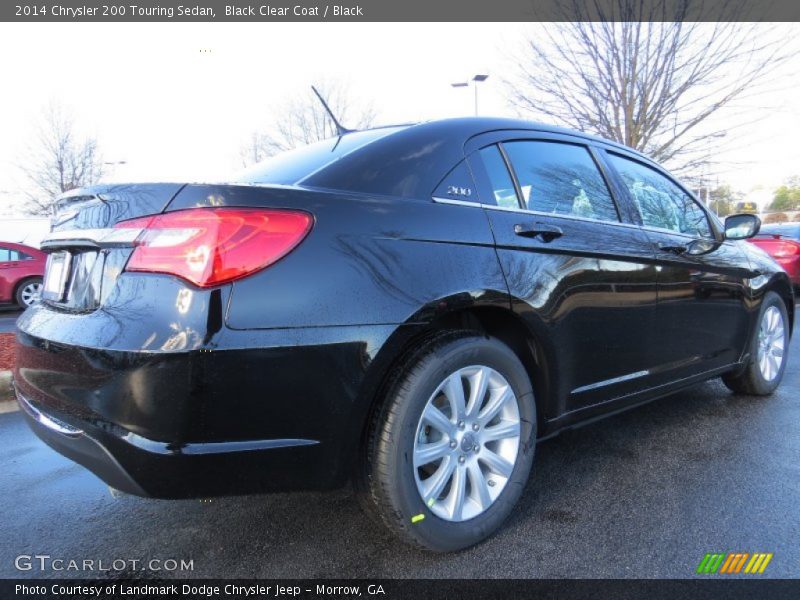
[234,127,404,186]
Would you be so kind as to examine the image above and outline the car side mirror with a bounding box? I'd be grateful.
[724,213,761,240]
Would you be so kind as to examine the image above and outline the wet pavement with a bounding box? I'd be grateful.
[1,326,798,579]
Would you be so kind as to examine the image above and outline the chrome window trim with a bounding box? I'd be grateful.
[432,196,642,230]
[432,196,482,207]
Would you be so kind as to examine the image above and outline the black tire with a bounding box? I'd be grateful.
[355,331,537,551]
[15,277,43,308]
[722,291,789,395]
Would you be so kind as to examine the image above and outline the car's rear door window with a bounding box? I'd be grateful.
[502,141,619,222]
[478,145,520,209]
[607,153,712,238]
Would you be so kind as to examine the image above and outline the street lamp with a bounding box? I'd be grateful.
[103,160,128,181]
[451,74,489,116]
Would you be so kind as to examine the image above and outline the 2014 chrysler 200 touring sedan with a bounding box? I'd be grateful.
[14,118,793,551]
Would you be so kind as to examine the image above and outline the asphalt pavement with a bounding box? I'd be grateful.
[1,324,798,579]
[0,308,21,334]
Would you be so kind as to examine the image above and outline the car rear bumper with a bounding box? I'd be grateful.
[17,389,148,496]
[13,303,409,498]
[15,386,326,498]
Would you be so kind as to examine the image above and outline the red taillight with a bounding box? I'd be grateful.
[115,208,313,288]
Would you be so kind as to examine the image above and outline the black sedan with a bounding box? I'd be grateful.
[13,118,792,551]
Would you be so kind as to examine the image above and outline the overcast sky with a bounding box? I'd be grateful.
[1,22,798,216]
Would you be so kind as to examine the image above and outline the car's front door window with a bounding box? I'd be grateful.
[607,153,712,238]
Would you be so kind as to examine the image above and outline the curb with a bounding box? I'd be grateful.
[0,371,17,414]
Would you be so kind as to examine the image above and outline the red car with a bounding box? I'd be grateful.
[0,241,46,309]
[748,222,800,289]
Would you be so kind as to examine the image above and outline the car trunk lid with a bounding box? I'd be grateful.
[41,184,184,310]
[51,183,185,231]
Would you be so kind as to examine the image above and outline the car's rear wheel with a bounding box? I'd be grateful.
[723,291,789,395]
[356,332,536,551]
[15,277,43,308]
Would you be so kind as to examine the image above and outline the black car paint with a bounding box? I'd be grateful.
[14,117,794,498]
[51,183,184,230]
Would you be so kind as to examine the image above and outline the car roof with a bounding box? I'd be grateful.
[402,117,632,149]
[352,117,639,158]
[300,117,644,199]
[0,241,41,253]
[761,222,800,228]
[759,222,800,236]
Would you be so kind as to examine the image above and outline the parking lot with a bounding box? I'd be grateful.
[0,308,21,334]
[1,316,798,579]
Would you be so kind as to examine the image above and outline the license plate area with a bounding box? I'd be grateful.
[42,251,72,302]
[42,250,107,310]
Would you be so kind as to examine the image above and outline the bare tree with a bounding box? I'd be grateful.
[241,81,377,166]
[21,102,104,215]
[506,0,796,182]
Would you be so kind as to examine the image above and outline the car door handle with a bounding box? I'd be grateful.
[657,243,687,255]
[514,222,564,242]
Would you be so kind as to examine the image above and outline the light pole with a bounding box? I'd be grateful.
[103,160,127,181]
[451,74,489,116]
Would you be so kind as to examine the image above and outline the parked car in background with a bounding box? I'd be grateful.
[0,242,45,308]
[748,223,800,289]
[13,118,794,551]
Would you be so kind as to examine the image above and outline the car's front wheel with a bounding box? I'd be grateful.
[723,291,789,395]
[356,332,536,551]
[15,277,43,308]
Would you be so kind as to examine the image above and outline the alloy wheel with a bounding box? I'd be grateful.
[413,365,521,522]
[20,281,42,307]
[757,305,785,382]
